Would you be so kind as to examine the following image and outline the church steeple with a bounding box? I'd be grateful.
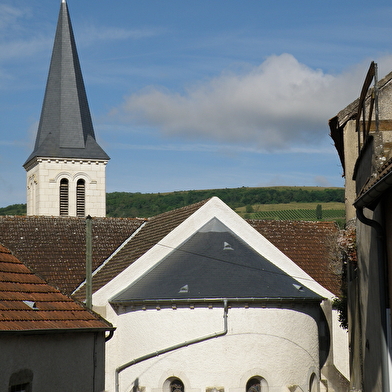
[24,0,109,165]
[24,1,109,217]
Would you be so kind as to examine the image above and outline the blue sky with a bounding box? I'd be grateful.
[2,1,392,207]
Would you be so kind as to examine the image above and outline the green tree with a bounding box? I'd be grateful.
[316,204,322,220]
[246,205,254,213]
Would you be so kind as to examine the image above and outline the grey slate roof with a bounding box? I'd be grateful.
[111,218,322,304]
[24,1,109,166]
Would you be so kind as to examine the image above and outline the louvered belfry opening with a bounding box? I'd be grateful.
[59,178,69,216]
[76,179,85,217]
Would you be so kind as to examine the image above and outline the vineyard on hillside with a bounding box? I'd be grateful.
[252,209,345,221]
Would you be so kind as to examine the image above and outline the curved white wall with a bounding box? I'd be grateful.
[104,304,321,392]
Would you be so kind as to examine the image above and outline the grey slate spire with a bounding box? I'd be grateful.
[24,0,109,166]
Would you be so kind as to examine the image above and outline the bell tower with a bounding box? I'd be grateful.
[23,0,109,217]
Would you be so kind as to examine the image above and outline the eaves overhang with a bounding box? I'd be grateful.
[110,296,324,309]
[354,159,392,210]
[0,326,115,336]
[23,155,109,171]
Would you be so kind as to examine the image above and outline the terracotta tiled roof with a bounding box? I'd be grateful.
[0,244,112,332]
[247,219,340,295]
[75,200,210,300]
[0,216,145,295]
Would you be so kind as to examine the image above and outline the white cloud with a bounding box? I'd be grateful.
[0,4,27,31]
[0,4,51,63]
[313,175,333,187]
[0,36,51,62]
[118,53,391,151]
[79,24,162,46]
[110,141,336,155]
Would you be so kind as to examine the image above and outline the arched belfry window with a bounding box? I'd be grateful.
[170,379,184,392]
[59,178,69,216]
[76,179,86,217]
[246,377,268,392]
[309,373,317,392]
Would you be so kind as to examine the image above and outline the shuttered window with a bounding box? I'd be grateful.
[76,179,85,217]
[59,178,69,216]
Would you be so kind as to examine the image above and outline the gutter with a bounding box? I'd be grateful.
[354,167,392,210]
[0,327,115,336]
[355,207,391,392]
[111,296,323,309]
[114,299,228,392]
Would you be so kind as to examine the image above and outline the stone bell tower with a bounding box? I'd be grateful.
[23,0,109,217]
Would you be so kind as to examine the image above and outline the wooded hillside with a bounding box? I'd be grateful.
[106,186,344,217]
[0,186,344,219]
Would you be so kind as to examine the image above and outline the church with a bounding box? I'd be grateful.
[23,0,109,218]
[0,1,350,391]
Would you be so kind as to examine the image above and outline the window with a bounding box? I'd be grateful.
[170,379,184,392]
[76,179,86,217]
[246,377,268,392]
[309,373,317,392]
[9,369,33,392]
[163,376,185,392]
[59,178,69,216]
[10,384,29,392]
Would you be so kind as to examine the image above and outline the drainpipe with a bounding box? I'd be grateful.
[105,330,115,342]
[356,207,390,392]
[114,299,228,392]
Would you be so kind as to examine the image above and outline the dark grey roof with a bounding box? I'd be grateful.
[111,218,323,304]
[24,1,109,166]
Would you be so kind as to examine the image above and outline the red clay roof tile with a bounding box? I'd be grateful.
[247,219,340,295]
[0,216,144,295]
[0,244,112,332]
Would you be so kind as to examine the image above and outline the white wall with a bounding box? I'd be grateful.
[25,158,107,217]
[342,120,358,222]
[103,304,321,392]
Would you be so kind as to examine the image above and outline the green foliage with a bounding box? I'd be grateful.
[246,205,254,213]
[0,204,27,216]
[0,187,345,219]
[106,187,344,218]
[316,204,322,219]
[253,209,344,221]
[332,262,348,330]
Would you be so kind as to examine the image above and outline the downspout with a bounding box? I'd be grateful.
[114,299,228,392]
[105,330,115,342]
[356,207,390,392]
